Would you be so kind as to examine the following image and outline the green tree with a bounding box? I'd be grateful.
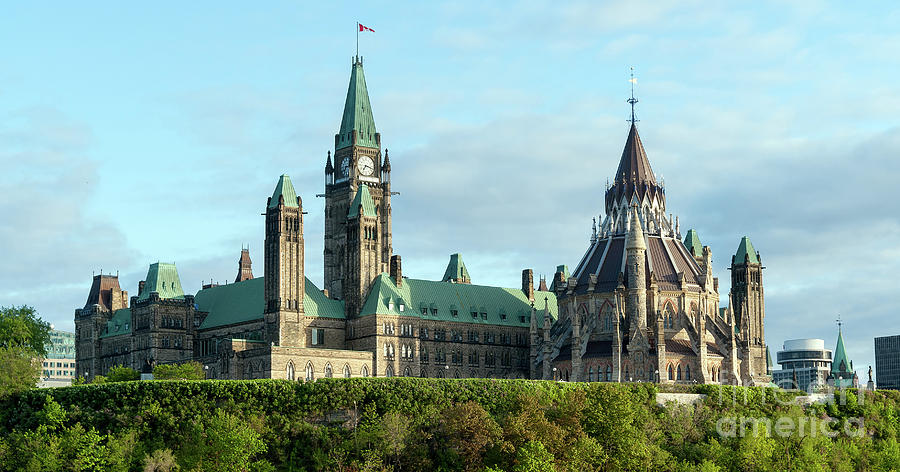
[153,361,205,380]
[513,440,555,472]
[0,305,51,357]
[178,411,267,471]
[0,347,41,397]
[107,365,140,382]
[442,401,502,471]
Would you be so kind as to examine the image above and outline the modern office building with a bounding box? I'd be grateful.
[40,328,76,387]
[772,338,832,392]
[875,335,900,390]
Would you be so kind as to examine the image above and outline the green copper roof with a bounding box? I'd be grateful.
[336,58,378,150]
[195,276,344,330]
[442,253,471,283]
[549,265,570,291]
[360,273,557,327]
[684,229,703,258]
[734,236,759,264]
[138,263,185,301]
[832,329,851,374]
[348,185,377,218]
[100,308,131,339]
[269,174,299,209]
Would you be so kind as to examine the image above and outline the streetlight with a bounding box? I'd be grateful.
[552,367,558,381]
[655,369,660,383]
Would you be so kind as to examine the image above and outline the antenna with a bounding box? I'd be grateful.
[627,66,639,124]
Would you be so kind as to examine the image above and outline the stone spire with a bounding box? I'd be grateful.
[234,248,254,283]
[626,205,646,251]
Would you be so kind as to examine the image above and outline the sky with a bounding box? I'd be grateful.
[1,1,898,382]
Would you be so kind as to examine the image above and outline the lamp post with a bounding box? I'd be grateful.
[655,369,660,383]
[552,367,558,381]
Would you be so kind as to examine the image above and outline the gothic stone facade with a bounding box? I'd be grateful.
[75,56,768,385]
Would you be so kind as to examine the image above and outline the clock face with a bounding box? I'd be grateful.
[340,157,350,177]
[357,155,375,176]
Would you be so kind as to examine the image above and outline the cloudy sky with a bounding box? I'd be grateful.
[1,1,897,380]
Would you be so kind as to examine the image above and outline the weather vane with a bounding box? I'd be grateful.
[627,66,639,124]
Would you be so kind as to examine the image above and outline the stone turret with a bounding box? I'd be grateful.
[625,205,647,330]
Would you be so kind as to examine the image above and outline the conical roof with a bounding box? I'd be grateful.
[336,57,378,150]
[684,229,703,258]
[348,184,376,218]
[269,174,299,209]
[615,124,656,185]
[832,329,851,374]
[442,253,471,283]
[734,236,759,264]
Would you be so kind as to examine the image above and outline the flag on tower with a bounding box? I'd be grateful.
[358,23,374,32]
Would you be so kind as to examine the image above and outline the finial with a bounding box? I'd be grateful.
[627,66,639,124]
[836,314,843,332]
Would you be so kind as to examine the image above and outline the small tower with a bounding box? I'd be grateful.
[730,236,768,383]
[264,175,305,346]
[442,253,471,284]
[344,184,381,316]
[625,205,648,330]
[234,248,254,283]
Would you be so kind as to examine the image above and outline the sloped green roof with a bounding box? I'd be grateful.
[100,308,131,339]
[832,329,851,374]
[734,236,759,264]
[441,253,470,283]
[360,273,558,327]
[269,174,299,209]
[684,229,703,258]
[138,263,185,301]
[348,185,376,218]
[336,58,378,150]
[195,276,344,330]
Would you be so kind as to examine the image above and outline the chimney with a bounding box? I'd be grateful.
[390,255,402,287]
[522,269,534,301]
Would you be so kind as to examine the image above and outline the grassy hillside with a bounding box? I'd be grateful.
[1,379,898,471]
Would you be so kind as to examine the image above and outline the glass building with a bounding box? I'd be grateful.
[772,338,832,392]
[41,329,77,385]
[875,335,900,390]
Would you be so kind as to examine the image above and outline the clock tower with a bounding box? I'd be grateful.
[324,56,393,311]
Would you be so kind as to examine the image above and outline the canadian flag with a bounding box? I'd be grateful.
[358,23,375,32]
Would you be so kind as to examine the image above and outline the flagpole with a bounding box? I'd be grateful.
[356,22,359,59]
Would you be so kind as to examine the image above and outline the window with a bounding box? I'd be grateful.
[311,328,325,346]
[677,365,682,381]
[668,365,674,381]
[481,312,487,320]
[421,347,429,362]
[451,310,458,318]
[589,367,594,381]
[343,364,351,378]
[468,351,479,366]
[685,365,691,381]
[420,327,429,339]
[471,311,478,319]
[306,362,314,381]
[361,365,369,377]
[431,308,438,316]
[501,351,511,367]
[286,361,295,380]
[386,365,395,377]
[421,307,428,316]
[325,364,333,378]
[519,315,527,323]
[467,331,479,343]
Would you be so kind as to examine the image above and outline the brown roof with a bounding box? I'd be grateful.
[604,124,665,214]
[84,275,122,311]
[665,338,696,357]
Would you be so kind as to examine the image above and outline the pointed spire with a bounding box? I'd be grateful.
[235,248,253,283]
[269,174,299,209]
[336,57,378,151]
[325,151,333,174]
[734,236,759,264]
[684,229,703,258]
[626,205,646,250]
[831,326,851,376]
[441,253,471,284]
[616,124,657,186]
[382,148,391,172]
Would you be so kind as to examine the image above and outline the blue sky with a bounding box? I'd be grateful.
[2,1,898,382]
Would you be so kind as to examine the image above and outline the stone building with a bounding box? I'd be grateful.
[531,118,770,386]
[75,56,556,381]
[75,55,767,385]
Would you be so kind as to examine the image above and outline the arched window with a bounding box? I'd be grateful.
[454,370,461,379]
[404,366,412,377]
[685,365,691,381]
[624,365,630,381]
[668,364,674,381]
[343,364,351,378]
[436,369,443,378]
[286,361,295,381]
[325,363,333,378]
[385,365,394,377]
[589,367,594,382]
[606,365,612,381]
[361,365,369,377]
[306,362,314,381]
[677,365,682,381]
